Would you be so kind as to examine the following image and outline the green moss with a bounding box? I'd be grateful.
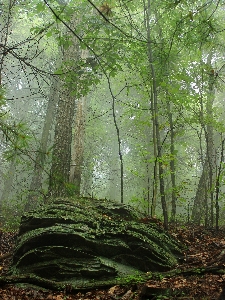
[10,197,185,290]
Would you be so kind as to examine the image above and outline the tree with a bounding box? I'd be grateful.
[1,0,225,229]
[48,28,80,197]
[144,0,168,228]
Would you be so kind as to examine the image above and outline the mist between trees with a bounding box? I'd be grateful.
[0,0,225,230]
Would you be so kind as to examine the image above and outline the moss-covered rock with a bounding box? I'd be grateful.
[9,197,184,289]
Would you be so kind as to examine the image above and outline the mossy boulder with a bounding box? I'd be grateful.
[9,198,184,290]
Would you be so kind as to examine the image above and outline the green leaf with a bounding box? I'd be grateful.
[54,69,63,75]
[46,31,52,38]
[30,26,43,35]
[110,69,117,77]
[36,3,46,13]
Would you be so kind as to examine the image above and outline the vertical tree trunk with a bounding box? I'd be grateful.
[192,160,208,224]
[192,54,215,225]
[151,89,158,217]
[49,16,80,197]
[107,76,124,204]
[80,158,94,197]
[215,136,225,231]
[167,100,177,222]
[108,140,120,201]
[69,96,86,194]
[25,74,60,210]
[69,49,89,195]
[0,160,16,205]
[0,0,15,214]
[50,89,76,196]
[145,0,168,229]
[206,53,215,227]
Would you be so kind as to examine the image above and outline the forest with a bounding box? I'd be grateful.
[1,0,225,299]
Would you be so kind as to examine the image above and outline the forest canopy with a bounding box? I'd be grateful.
[1,0,225,229]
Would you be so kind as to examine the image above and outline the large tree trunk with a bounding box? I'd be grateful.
[49,89,77,197]
[68,48,89,195]
[192,160,208,224]
[69,95,86,194]
[49,16,80,197]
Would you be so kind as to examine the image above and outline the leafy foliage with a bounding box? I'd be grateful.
[1,0,225,226]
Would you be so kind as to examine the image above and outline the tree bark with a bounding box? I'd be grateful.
[25,74,60,210]
[145,0,168,229]
[49,16,80,197]
[192,54,215,225]
[206,53,215,227]
[0,160,16,205]
[151,89,158,217]
[215,136,225,231]
[69,49,89,195]
[69,96,86,195]
[167,100,176,222]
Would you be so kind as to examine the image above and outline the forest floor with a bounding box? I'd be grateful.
[0,224,225,299]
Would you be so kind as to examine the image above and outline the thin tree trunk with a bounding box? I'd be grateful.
[25,74,60,210]
[145,0,168,229]
[106,75,124,204]
[167,100,176,222]
[215,136,225,231]
[108,140,120,201]
[151,89,157,217]
[206,53,215,227]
